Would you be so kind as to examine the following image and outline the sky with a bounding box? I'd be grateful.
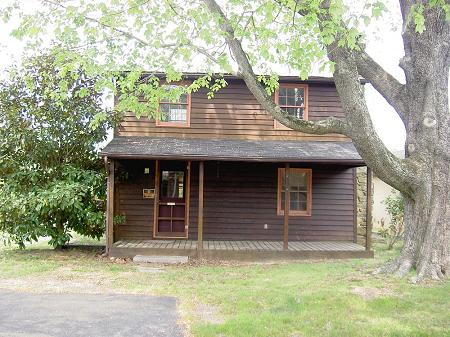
[0,1,408,152]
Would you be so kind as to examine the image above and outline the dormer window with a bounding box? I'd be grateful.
[274,83,308,129]
[156,85,191,127]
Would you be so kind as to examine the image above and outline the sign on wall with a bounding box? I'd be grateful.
[143,188,155,199]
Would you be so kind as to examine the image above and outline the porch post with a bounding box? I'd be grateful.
[105,157,115,255]
[365,167,373,251]
[283,163,290,250]
[153,160,160,238]
[185,161,191,237]
[198,161,204,254]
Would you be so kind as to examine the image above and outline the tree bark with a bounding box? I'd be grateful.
[379,161,450,281]
[55,219,65,250]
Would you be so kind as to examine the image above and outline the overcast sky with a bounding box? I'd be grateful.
[0,1,408,152]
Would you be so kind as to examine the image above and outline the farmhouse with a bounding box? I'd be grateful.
[100,73,373,259]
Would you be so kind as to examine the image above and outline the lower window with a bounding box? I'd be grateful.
[277,168,312,216]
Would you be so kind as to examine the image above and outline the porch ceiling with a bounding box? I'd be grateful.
[100,136,365,165]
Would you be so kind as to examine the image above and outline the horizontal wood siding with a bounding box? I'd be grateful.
[115,160,356,242]
[116,81,348,141]
[189,162,355,241]
[115,160,155,240]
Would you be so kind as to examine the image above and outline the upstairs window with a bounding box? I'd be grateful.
[274,84,308,129]
[156,85,191,127]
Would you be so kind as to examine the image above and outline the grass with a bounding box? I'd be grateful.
[0,239,449,337]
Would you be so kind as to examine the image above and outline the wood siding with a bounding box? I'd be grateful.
[115,160,155,240]
[116,81,349,141]
[115,160,356,242]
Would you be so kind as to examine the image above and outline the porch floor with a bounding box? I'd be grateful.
[110,240,372,260]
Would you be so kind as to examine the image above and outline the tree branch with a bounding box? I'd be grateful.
[354,50,408,123]
[326,42,417,195]
[202,0,348,135]
[43,0,220,65]
[42,0,157,47]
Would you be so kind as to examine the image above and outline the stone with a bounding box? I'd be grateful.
[133,255,189,264]
[356,167,371,247]
[137,266,166,273]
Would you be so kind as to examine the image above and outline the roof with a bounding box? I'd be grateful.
[100,137,365,165]
[137,72,368,85]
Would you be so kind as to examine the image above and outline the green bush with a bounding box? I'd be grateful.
[0,54,118,248]
[378,192,404,250]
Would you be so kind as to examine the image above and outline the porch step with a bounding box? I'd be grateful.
[132,255,189,264]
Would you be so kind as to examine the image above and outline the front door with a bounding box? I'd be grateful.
[155,161,189,238]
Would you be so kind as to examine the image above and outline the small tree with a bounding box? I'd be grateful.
[379,193,405,250]
[0,54,117,248]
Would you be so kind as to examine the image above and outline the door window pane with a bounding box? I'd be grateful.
[160,171,184,198]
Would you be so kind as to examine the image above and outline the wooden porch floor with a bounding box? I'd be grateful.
[113,240,364,251]
[110,240,372,260]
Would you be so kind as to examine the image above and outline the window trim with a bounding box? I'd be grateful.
[277,168,312,216]
[274,83,309,130]
[155,84,191,128]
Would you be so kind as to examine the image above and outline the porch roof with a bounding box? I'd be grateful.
[100,136,365,165]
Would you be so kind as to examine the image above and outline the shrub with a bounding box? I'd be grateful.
[0,54,117,248]
[378,192,404,250]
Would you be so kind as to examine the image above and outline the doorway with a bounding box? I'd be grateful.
[154,161,190,238]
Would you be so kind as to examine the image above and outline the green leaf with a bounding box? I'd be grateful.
[372,2,387,18]
[408,4,426,33]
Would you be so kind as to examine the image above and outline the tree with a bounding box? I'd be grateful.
[0,54,117,248]
[2,0,449,280]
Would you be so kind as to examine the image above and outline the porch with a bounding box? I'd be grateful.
[110,239,373,260]
[101,137,374,260]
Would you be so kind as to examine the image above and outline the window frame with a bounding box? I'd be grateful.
[274,83,309,130]
[155,83,191,128]
[277,168,312,216]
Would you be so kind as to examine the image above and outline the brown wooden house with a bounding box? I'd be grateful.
[100,74,373,260]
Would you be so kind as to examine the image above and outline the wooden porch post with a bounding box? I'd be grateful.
[105,158,115,255]
[185,161,191,237]
[153,160,160,238]
[365,167,373,251]
[198,161,204,254]
[283,163,290,250]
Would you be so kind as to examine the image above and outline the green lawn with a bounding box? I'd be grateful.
[0,240,448,337]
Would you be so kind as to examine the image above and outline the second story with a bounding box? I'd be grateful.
[115,73,349,142]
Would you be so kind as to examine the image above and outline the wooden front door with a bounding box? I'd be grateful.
[155,161,190,238]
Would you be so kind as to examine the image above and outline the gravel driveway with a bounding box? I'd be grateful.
[0,290,184,337]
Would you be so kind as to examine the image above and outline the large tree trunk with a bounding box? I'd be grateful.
[381,163,450,281]
[380,2,450,281]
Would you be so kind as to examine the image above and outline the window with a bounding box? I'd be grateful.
[277,168,312,216]
[156,85,191,127]
[274,84,308,129]
[160,171,185,199]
